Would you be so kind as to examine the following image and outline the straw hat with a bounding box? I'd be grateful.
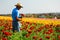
[15,3,23,8]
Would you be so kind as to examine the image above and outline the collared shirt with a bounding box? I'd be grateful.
[12,8,21,21]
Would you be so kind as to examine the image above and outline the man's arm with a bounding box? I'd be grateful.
[16,11,22,21]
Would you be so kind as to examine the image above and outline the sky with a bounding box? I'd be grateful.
[0,0,60,14]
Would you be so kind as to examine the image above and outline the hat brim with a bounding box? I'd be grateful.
[15,5,23,8]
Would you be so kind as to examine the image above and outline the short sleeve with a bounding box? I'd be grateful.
[15,10,18,17]
[15,10,22,18]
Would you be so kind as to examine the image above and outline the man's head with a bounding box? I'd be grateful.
[15,3,23,10]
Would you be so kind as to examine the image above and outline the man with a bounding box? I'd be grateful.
[12,3,23,32]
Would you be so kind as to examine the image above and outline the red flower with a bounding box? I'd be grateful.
[20,28,23,30]
[33,23,37,26]
[37,28,41,32]
[26,22,30,24]
[39,38,42,40]
[46,31,51,34]
[4,27,9,30]
[34,29,37,32]
[56,24,60,27]
[3,31,12,36]
[27,29,32,34]
[25,33,30,38]
[46,28,53,34]
[29,22,32,25]
[48,28,53,33]
[37,26,44,32]
[21,21,24,25]
[45,36,50,39]
[25,23,28,26]
[9,27,12,30]
[45,24,50,29]
[2,29,5,33]
[56,30,60,32]
[2,37,7,40]
[58,35,60,39]
[52,38,56,40]
[29,26,35,30]
[33,36,37,39]
[23,26,28,30]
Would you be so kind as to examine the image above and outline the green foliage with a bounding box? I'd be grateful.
[0,26,4,31]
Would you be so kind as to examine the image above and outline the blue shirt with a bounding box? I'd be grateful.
[12,8,21,21]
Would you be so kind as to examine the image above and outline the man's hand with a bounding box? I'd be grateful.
[16,17,22,21]
[19,18,22,21]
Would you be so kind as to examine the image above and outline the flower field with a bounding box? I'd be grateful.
[0,16,60,40]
